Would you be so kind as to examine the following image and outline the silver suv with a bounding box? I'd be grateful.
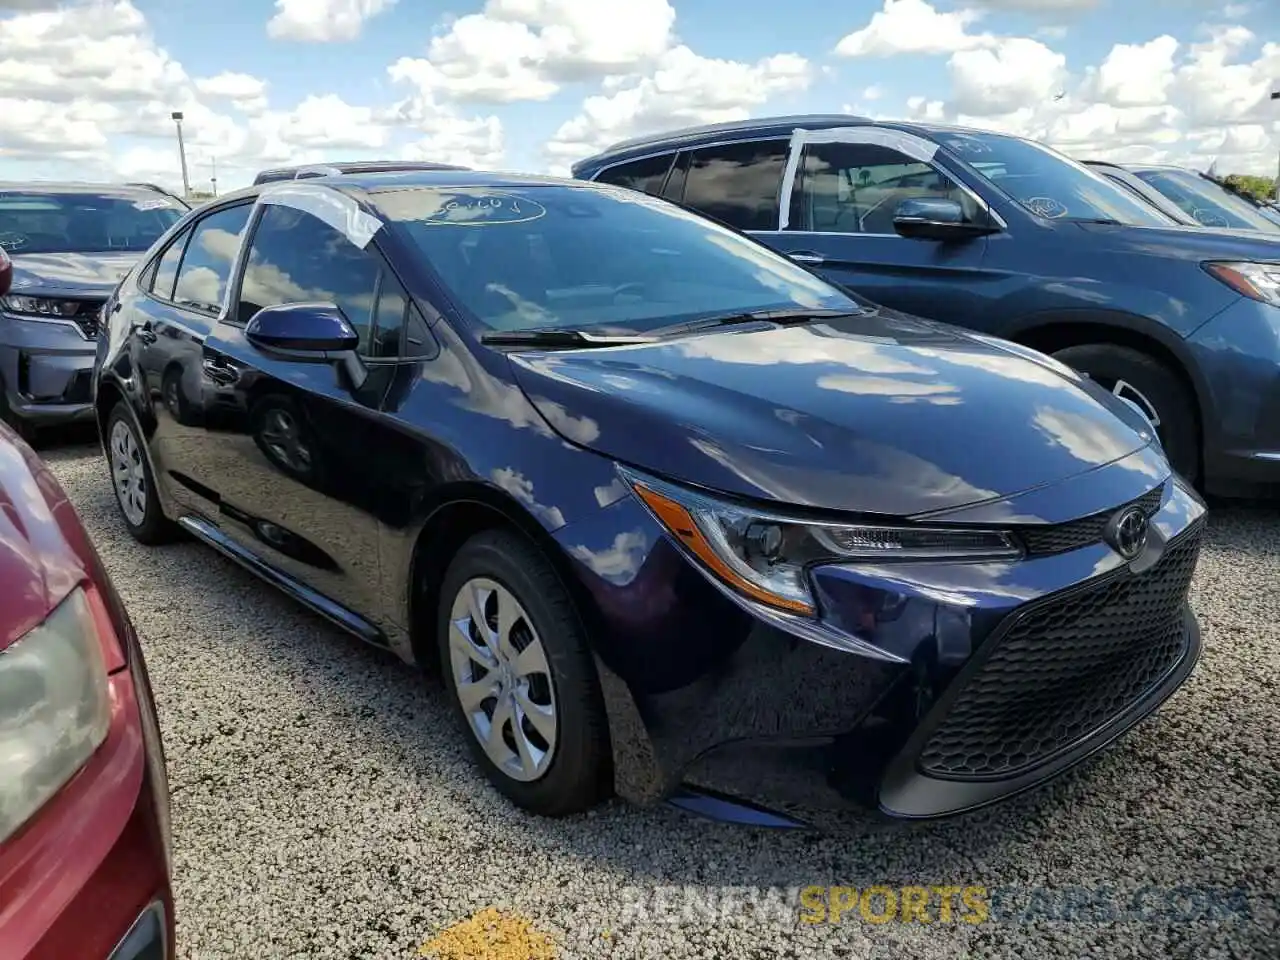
[0,182,188,441]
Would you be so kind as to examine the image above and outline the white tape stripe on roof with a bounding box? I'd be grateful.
[259,181,384,249]
[778,126,940,231]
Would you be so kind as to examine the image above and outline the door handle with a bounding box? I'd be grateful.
[201,357,238,386]
[787,251,825,265]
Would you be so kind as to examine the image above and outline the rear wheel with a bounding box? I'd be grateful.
[436,529,611,816]
[106,402,179,545]
[1051,343,1199,483]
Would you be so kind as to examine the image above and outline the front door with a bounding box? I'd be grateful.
[766,128,997,330]
[195,198,411,621]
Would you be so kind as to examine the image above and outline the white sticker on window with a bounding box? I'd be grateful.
[259,182,384,248]
[778,126,941,231]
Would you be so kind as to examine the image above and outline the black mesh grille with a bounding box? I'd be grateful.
[1017,482,1166,557]
[918,523,1202,781]
[68,299,106,340]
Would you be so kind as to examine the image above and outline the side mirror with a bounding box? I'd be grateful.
[245,302,367,389]
[0,246,11,298]
[892,198,997,242]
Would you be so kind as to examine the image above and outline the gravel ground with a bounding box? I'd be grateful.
[42,439,1280,960]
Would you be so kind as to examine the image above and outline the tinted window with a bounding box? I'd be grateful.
[379,184,853,335]
[369,273,409,358]
[172,204,253,312]
[238,205,381,351]
[1134,170,1279,232]
[0,191,187,255]
[933,130,1173,226]
[149,226,192,299]
[595,154,674,195]
[794,142,980,234]
[679,140,788,231]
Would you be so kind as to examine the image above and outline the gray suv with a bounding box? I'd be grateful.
[0,182,188,440]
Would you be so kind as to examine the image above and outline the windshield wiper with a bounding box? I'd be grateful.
[1067,217,1124,225]
[479,328,657,348]
[653,307,873,336]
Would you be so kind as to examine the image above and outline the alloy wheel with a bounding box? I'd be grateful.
[258,407,312,474]
[109,419,148,526]
[447,577,558,783]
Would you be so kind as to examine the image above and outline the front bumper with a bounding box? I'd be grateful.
[0,311,98,425]
[0,596,174,959]
[557,455,1206,823]
[1186,296,1280,495]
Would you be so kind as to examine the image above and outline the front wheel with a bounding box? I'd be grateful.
[1051,343,1200,483]
[436,529,611,816]
[106,402,178,544]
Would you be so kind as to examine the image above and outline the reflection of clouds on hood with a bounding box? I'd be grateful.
[913,345,1068,390]
[1032,406,1148,471]
[675,327,935,375]
[689,435,1002,514]
[568,530,648,586]
[10,251,139,288]
[490,467,566,530]
[422,344,600,444]
[593,478,627,507]
[817,374,962,405]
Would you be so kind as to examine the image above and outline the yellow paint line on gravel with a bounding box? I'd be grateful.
[418,907,558,960]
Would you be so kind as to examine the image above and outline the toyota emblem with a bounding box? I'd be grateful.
[1105,505,1149,560]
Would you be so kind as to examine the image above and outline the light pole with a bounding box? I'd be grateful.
[171,110,191,199]
[210,155,218,198]
[1272,89,1279,201]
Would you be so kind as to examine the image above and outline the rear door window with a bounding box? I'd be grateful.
[676,139,789,231]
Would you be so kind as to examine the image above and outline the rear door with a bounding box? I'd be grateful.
[195,197,415,621]
[127,201,254,509]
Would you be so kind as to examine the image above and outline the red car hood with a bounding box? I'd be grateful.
[0,427,87,651]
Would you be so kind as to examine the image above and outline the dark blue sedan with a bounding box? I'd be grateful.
[92,171,1206,823]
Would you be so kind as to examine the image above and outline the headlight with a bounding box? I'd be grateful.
[0,588,112,844]
[620,468,1022,617]
[1203,261,1280,307]
[0,294,87,318]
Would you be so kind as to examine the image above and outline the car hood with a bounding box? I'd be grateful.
[7,251,140,299]
[1082,220,1280,262]
[0,428,86,651]
[507,310,1157,517]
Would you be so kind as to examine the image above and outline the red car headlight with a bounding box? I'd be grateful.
[0,587,112,844]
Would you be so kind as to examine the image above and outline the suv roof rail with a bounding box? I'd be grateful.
[125,181,189,205]
[597,114,872,157]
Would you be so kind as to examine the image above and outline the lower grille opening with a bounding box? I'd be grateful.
[918,525,1203,781]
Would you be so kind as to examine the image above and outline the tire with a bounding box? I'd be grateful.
[436,529,611,816]
[1051,343,1200,483]
[105,401,179,545]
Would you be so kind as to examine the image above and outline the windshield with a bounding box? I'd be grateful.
[0,191,187,255]
[377,184,857,334]
[934,131,1177,226]
[1132,170,1280,233]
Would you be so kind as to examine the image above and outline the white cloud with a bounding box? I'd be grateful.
[195,72,269,115]
[835,0,994,58]
[545,45,810,163]
[266,0,396,43]
[393,0,676,104]
[949,38,1067,116]
[970,0,1098,9]
[1088,35,1179,107]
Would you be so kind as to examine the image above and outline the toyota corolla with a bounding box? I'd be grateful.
[92,171,1205,823]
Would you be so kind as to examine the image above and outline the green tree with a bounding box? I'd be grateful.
[1217,173,1277,201]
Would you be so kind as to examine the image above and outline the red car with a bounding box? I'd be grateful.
[0,344,174,952]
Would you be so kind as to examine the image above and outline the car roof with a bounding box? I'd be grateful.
[0,181,183,199]
[252,160,468,184]
[569,114,1035,177]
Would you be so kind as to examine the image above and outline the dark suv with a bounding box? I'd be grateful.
[573,116,1280,497]
[0,182,188,440]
